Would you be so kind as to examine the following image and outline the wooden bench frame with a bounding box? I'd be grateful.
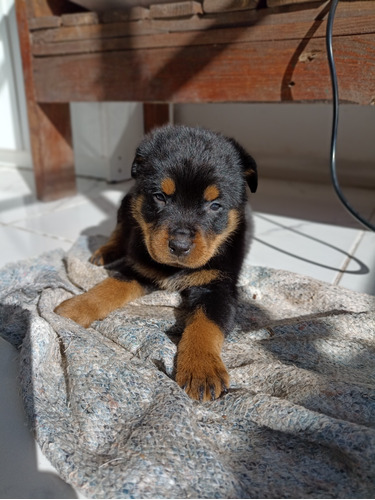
[16,0,375,200]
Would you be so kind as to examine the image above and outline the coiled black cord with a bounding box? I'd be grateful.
[326,0,375,231]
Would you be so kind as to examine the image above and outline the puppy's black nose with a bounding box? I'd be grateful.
[169,233,192,257]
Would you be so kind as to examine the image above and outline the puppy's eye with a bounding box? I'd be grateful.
[210,202,222,212]
[153,192,167,204]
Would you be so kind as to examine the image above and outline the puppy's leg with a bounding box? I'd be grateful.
[176,285,236,401]
[54,277,145,328]
[90,224,124,266]
[176,307,229,401]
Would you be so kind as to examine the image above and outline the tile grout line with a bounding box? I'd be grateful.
[0,220,75,244]
[5,184,105,225]
[1,168,114,225]
[14,176,129,224]
[333,230,366,287]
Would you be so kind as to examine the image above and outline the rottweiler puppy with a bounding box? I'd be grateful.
[55,125,258,401]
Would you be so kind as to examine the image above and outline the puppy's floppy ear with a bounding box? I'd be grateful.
[131,155,143,179]
[229,139,258,193]
[243,153,258,193]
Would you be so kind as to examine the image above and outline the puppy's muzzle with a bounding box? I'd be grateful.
[168,229,194,257]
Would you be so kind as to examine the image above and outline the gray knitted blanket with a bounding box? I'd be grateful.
[1,235,374,498]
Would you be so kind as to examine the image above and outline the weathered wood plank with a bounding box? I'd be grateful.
[203,0,259,13]
[100,7,149,23]
[31,16,375,57]
[31,0,375,47]
[30,8,276,44]
[29,15,61,30]
[61,12,99,26]
[31,3,375,58]
[267,0,321,7]
[32,33,375,105]
[150,1,203,18]
[143,103,170,133]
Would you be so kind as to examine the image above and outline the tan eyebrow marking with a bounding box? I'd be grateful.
[204,184,220,202]
[161,177,176,196]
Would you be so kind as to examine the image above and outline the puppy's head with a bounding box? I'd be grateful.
[131,126,257,269]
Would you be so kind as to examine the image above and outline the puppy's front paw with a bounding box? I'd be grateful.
[176,351,229,401]
[89,248,105,266]
[55,277,145,329]
[54,295,96,328]
[176,307,229,401]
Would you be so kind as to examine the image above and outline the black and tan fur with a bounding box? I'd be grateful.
[55,125,258,401]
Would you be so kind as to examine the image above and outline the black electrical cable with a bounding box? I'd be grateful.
[326,0,375,231]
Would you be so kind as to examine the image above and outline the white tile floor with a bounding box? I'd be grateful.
[1,164,374,498]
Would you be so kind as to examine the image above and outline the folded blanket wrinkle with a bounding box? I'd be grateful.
[0,235,374,498]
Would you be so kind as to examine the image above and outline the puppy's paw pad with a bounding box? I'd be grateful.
[176,355,229,402]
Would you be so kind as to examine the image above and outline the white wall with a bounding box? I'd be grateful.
[174,103,375,188]
[73,101,375,187]
[0,0,31,166]
[70,101,144,181]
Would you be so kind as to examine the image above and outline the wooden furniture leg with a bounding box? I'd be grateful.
[16,0,76,201]
[143,103,170,134]
[27,102,76,201]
